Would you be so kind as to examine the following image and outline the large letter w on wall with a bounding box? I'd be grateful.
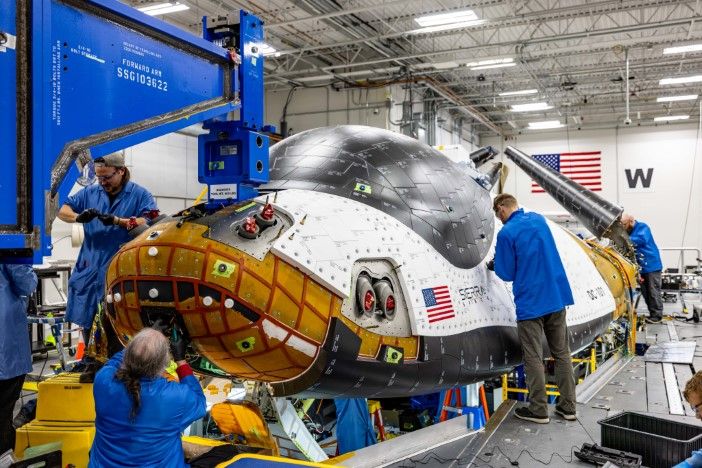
[625,168,654,189]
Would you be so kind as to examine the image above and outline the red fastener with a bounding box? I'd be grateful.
[364,291,375,311]
[385,295,396,311]
[243,217,258,233]
[261,203,275,221]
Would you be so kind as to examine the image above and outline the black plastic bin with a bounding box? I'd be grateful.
[599,412,702,468]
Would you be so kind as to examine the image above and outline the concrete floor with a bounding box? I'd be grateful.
[379,296,702,468]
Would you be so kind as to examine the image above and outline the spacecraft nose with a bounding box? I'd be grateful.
[105,211,339,382]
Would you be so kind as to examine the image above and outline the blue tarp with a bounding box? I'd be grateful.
[334,398,377,454]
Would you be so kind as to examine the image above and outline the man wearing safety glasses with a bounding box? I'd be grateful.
[58,152,158,355]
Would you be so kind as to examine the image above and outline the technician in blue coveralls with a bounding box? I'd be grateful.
[0,264,38,454]
[489,194,576,424]
[621,214,664,324]
[58,152,158,345]
[89,327,206,467]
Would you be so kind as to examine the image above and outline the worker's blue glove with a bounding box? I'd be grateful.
[98,213,118,226]
[75,208,100,223]
[170,329,187,362]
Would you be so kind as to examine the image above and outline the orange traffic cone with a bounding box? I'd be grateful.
[75,341,85,361]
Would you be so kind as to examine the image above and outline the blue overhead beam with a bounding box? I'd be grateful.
[0,0,269,263]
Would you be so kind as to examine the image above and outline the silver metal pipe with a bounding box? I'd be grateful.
[469,146,498,167]
[504,145,635,261]
[625,48,631,125]
[484,161,503,188]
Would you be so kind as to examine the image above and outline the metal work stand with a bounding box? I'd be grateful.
[28,264,74,364]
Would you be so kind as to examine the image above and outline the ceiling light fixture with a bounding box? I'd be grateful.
[528,120,564,129]
[260,43,280,57]
[499,89,538,96]
[663,44,702,54]
[415,9,478,27]
[654,115,690,122]
[511,102,552,112]
[138,2,171,11]
[657,95,698,102]
[466,58,513,67]
[138,2,189,15]
[410,19,485,34]
[470,62,515,70]
[659,75,702,85]
[467,58,515,70]
[412,9,484,34]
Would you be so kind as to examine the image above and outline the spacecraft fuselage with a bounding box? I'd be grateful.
[105,126,638,398]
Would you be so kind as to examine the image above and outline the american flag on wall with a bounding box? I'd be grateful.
[531,151,602,193]
[422,285,455,323]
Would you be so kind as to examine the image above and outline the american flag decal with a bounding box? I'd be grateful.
[422,285,455,323]
[531,151,602,193]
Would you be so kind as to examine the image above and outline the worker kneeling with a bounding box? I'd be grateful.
[89,328,205,467]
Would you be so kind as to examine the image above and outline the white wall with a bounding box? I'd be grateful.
[482,124,702,270]
[265,87,390,133]
[264,85,479,150]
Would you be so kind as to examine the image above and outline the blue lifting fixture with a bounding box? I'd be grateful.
[0,0,272,264]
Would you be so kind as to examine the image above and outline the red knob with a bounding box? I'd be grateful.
[385,295,396,311]
[364,291,375,311]
[261,203,275,221]
[243,217,258,233]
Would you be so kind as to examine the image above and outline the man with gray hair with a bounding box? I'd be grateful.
[58,152,158,348]
[89,327,206,467]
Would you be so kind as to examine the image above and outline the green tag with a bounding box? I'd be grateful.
[235,202,257,213]
[236,337,256,353]
[354,183,372,194]
[384,346,403,364]
[213,259,236,278]
[209,161,225,170]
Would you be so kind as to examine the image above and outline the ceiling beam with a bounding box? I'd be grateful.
[268,15,702,79]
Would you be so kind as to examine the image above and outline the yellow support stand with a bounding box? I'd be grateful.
[16,373,96,467]
[21,381,39,392]
[501,348,601,400]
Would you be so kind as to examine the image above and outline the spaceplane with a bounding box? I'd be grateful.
[103,126,637,398]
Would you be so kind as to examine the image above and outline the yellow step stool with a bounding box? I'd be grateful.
[15,420,94,468]
[36,372,95,422]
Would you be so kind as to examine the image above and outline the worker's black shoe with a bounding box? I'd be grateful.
[554,406,577,421]
[645,316,663,324]
[514,407,549,424]
[13,399,36,428]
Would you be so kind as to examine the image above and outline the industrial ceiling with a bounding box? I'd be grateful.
[127,0,702,135]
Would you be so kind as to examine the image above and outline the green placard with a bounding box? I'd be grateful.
[236,337,256,353]
[213,259,236,278]
[384,346,403,364]
[354,183,372,194]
